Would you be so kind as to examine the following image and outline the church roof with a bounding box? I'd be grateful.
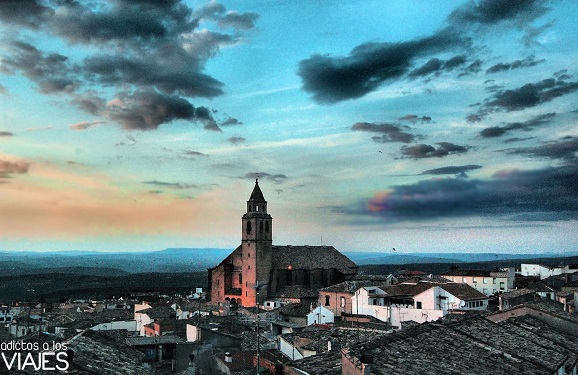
[248,179,265,202]
[271,245,358,275]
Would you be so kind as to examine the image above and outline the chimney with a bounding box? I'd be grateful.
[225,352,232,363]
[360,354,373,375]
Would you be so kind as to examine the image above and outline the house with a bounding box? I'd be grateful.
[442,267,515,295]
[520,263,578,280]
[278,302,334,328]
[351,282,488,327]
[208,179,358,307]
[499,288,536,310]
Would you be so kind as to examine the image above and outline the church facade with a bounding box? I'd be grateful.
[208,180,358,307]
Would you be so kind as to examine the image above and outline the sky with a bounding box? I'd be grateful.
[0,0,577,254]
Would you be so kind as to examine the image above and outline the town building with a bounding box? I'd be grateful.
[521,263,578,280]
[208,179,358,307]
[442,267,515,296]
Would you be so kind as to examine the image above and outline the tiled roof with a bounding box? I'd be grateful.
[216,351,256,372]
[500,287,536,299]
[279,302,313,317]
[68,330,149,374]
[440,283,488,301]
[271,285,318,299]
[319,280,381,293]
[272,245,358,274]
[380,282,437,297]
[344,319,568,374]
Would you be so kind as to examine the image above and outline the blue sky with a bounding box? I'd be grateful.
[1,0,577,254]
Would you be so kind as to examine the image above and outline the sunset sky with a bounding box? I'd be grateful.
[1,0,577,254]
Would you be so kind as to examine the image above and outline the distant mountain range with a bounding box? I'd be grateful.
[0,248,577,276]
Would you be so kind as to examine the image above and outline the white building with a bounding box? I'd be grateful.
[352,282,488,328]
[520,263,578,280]
[442,268,515,296]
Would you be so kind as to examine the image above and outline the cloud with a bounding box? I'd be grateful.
[69,121,106,131]
[182,150,208,157]
[0,159,30,178]
[469,77,578,120]
[103,90,216,130]
[142,180,198,190]
[242,172,287,184]
[221,117,243,126]
[479,112,555,138]
[297,1,553,103]
[398,114,432,123]
[352,122,415,143]
[360,162,578,223]
[0,0,53,29]
[486,55,545,74]
[504,136,578,161]
[421,165,482,175]
[401,142,470,159]
[0,1,256,130]
[218,11,259,30]
[0,131,14,137]
[298,27,468,103]
[408,55,468,78]
[0,41,77,94]
[228,136,246,145]
[448,0,550,26]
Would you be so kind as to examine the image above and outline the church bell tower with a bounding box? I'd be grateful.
[241,179,273,306]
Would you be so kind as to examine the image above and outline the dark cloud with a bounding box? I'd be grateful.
[218,11,259,30]
[408,55,467,79]
[228,136,246,145]
[448,0,550,26]
[504,136,578,161]
[398,114,432,123]
[242,172,287,184]
[469,77,578,121]
[421,165,482,175]
[361,162,578,223]
[457,59,483,77]
[352,122,415,143]
[486,55,545,74]
[480,112,555,138]
[0,0,53,29]
[104,90,215,130]
[0,131,13,137]
[298,27,468,103]
[0,1,255,130]
[0,41,77,94]
[221,117,243,126]
[401,142,470,159]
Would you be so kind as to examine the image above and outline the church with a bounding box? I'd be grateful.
[208,179,358,307]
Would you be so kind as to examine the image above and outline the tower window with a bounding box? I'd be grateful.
[246,221,252,234]
[262,204,265,212]
[239,274,242,284]
[265,222,269,232]
[325,295,330,306]
[255,205,259,212]
[260,221,263,232]
[248,205,252,212]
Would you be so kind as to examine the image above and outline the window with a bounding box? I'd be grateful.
[239,274,242,284]
[499,282,505,290]
[248,205,252,212]
[246,221,252,234]
[255,205,259,212]
[260,221,263,232]
[340,296,345,307]
[483,279,488,284]
[325,295,330,306]
[265,222,269,232]
[416,301,422,309]
[473,278,477,283]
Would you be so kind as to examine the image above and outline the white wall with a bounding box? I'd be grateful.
[278,336,304,360]
[91,320,137,331]
[186,324,200,342]
[307,306,334,325]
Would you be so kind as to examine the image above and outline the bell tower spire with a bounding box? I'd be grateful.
[241,178,273,306]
